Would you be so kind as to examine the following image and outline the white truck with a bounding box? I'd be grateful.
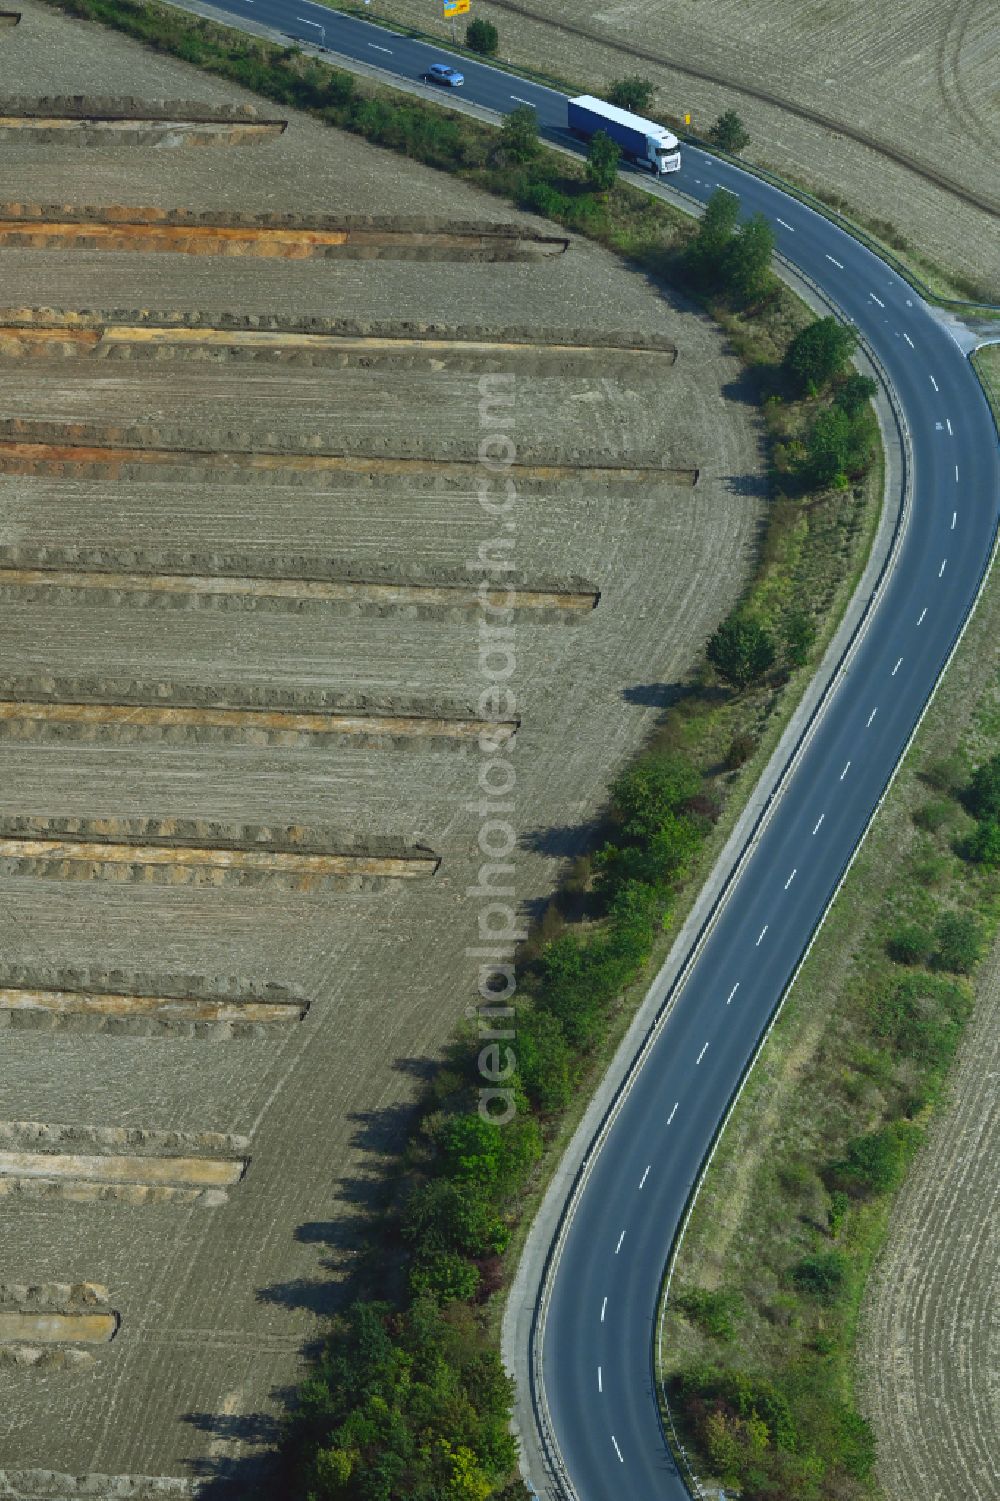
[567,94,681,175]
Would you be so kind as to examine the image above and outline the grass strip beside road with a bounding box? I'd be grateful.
[658,494,1000,1499]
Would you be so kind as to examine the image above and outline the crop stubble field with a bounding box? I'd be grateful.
[358,0,1000,299]
[858,936,1000,1501]
[0,0,764,1483]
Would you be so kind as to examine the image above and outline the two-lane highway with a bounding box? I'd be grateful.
[164,5,999,1494]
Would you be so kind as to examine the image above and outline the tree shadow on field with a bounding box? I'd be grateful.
[181,1394,295,1499]
[724,469,771,498]
[621,680,685,709]
[519,817,601,859]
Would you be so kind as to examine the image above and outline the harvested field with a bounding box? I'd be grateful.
[857,935,1000,1501]
[369,0,1000,296]
[0,0,765,1483]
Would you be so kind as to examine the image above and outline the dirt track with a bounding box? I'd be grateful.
[857,936,1000,1501]
[0,1,764,1485]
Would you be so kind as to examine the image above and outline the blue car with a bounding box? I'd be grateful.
[425,63,464,87]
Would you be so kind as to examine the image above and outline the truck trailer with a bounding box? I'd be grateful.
[567,94,681,175]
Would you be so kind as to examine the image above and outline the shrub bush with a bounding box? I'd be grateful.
[932,911,981,973]
[887,922,932,966]
[465,17,498,54]
[607,75,654,112]
[791,1250,848,1297]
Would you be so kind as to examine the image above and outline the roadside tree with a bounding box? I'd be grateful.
[707,610,776,690]
[585,129,620,191]
[608,75,655,113]
[708,109,750,154]
[500,103,538,162]
[466,18,498,55]
[784,315,857,393]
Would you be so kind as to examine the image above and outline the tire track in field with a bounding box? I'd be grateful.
[935,0,1000,171]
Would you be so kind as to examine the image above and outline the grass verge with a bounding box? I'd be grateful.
[658,465,999,1498]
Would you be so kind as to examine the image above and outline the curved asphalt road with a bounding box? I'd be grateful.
[171,4,999,1493]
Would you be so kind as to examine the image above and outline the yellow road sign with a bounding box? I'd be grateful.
[443,0,469,14]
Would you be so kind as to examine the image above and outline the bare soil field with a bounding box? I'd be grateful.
[366,0,1000,298]
[857,936,1000,1501]
[0,0,764,1485]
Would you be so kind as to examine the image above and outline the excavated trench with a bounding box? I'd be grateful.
[0,205,569,259]
[0,565,599,620]
[0,435,698,487]
[0,698,520,749]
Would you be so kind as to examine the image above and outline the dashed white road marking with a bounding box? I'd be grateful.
[870,293,885,307]
[784,868,797,889]
[726,983,740,1005]
[667,1102,679,1125]
[368,42,392,51]
[867,707,878,727]
[510,94,534,105]
[840,760,851,780]
[601,1296,607,1322]
[951,511,957,530]
[955,464,960,482]
[755,925,768,947]
[776,217,794,231]
[930,375,939,391]
[917,607,927,625]
[812,813,825,835]
[826,254,844,269]
[696,1042,709,1065]
[611,1435,624,1464]
[639,1165,651,1190]
[598,1366,603,1392]
[946,418,953,435]
[902,332,915,348]
[906,298,913,306]
[892,657,903,675]
[939,558,947,577]
[615,1230,626,1255]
